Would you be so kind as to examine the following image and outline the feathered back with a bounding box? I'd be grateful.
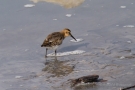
[41,32,65,47]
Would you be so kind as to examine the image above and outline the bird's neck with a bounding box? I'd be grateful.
[60,31,66,38]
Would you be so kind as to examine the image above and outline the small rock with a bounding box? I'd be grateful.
[70,75,99,87]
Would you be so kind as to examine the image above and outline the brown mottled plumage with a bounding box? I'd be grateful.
[41,28,77,57]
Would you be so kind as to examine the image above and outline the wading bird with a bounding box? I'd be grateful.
[41,28,77,57]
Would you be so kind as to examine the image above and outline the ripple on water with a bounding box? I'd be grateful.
[47,50,85,56]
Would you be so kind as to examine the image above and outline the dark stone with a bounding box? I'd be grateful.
[70,75,99,87]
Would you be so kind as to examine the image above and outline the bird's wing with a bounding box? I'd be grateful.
[46,32,64,44]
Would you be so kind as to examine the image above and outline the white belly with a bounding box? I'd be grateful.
[46,45,59,50]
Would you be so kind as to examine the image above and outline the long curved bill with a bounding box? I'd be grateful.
[70,33,77,41]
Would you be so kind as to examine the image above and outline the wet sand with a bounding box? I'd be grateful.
[30,0,85,8]
[0,0,135,90]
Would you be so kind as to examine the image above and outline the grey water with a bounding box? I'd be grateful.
[0,0,135,90]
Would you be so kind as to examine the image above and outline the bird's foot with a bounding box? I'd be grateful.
[45,55,47,58]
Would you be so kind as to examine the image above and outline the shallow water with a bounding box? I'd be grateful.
[0,0,135,90]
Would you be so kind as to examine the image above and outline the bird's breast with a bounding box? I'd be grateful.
[46,45,59,50]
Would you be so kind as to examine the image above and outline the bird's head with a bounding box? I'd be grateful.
[61,28,77,41]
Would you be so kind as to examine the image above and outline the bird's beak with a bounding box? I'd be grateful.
[70,33,77,41]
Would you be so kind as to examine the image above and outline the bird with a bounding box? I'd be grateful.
[41,28,77,57]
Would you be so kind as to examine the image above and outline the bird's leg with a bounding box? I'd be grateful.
[55,50,57,56]
[44,58,48,65]
[45,48,48,58]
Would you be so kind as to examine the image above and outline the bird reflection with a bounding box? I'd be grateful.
[42,57,74,77]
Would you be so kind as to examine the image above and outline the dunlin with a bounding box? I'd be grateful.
[41,28,77,57]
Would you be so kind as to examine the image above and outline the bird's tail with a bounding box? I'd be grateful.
[41,44,44,47]
[41,40,50,47]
